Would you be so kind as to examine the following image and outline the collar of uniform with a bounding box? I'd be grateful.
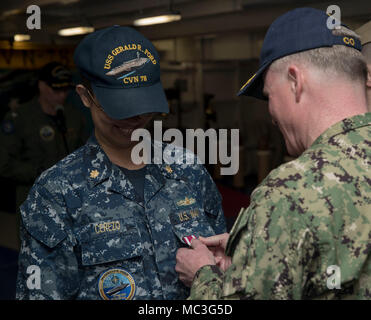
[144,163,190,204]
[310,112,371,148]
[150,140,191,181]
[145,140,180,202]
[85,133,112,188]
[110,164,143,204]
[85,135,189,188]
[85,134,146,205]
[156,163,188,181]
[143,164,166,203]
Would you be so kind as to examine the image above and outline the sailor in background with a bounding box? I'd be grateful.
[0,62,86,214]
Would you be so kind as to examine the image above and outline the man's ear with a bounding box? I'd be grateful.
[76,84,92,108]
[366,64,371,88]
[287,65,303,103]
[38,80,49,94]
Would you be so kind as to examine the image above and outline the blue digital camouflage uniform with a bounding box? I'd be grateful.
[190,113,371,300]
[16,134,226,300]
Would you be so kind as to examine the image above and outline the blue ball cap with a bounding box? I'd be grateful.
[237,7,362,100]
[74,26,169,119]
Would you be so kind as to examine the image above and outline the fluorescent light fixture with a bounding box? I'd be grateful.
[58,26,94,37]
[3,9,21,17]
[133,13,181,26]
[14,34,31,42]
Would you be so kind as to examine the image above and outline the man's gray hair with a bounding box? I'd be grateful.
[361,43,371,64]
[270,26,368,83]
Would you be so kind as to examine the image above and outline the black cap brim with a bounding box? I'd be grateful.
[237,61,271,100]
[92,81,169,120]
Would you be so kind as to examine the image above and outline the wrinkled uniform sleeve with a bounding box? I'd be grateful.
[16,181,79,300]
[198,165,226,234]
[190,185,316,299]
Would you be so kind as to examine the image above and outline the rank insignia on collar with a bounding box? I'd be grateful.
[39,125,55,141]
[176,197,196,207]
[90,169,99,179]
[165,165,172,173]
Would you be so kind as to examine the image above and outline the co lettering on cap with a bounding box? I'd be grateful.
[343,37,355,46]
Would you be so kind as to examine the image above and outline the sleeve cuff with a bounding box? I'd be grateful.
[189,265,224,300]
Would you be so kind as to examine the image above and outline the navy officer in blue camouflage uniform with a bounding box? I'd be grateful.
[16,26,226,300]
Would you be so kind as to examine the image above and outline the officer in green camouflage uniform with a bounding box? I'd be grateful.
[0,62,86,211]
[175,8,371,299]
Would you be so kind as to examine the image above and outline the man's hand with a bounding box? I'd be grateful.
[199,233,232,272]
[175,239,216,287]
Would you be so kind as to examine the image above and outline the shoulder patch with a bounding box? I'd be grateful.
[98,268,136,300]
[1,120,15,134]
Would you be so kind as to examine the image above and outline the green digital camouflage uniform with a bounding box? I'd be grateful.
[190,113,371,300]
[0,97,86,211]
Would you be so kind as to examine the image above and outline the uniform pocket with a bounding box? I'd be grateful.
[78,219,143,266]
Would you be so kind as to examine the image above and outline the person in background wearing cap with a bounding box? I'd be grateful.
[0,62,86,214]
[356,20,371,111]
[16,26,226,300]
[176,7,370,299]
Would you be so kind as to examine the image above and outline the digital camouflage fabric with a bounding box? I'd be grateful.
[190,113,371,300]
[16,135,226,300]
